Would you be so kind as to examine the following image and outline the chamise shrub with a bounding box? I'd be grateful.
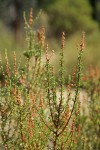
[0,9,100,150]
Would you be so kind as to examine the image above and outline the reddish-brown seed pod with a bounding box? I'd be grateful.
[29,8,33,27]
[61,32,65,50]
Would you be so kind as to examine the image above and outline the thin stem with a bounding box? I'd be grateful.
[58,45,83,136]
[56,32,65,130]
[53,131,58,150]
[18,106,25,150]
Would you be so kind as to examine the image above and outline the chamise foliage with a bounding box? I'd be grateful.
[0,9,100,150]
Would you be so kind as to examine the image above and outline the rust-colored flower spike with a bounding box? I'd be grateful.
[20,74,25,85]
[71,65,76,87]
[67,84,72,99]
[38,26,45,47]
[80,32,85,51]
[61,32,65,50]
[21,135,25,143]
[27,117,34,138]
[46,44,49,61]
[17,90,21,105]
[89,65,94,78]
[73,138,77,144]
[30,92,36,107]
[13,51,17,76]
[29,8,33,27]
[95,66,99,79]
[5,51,10,78]
[37,30,41,42]
[64,105,70,121]
[77,125,81,133]
[66,104,71,121]
[76,102,80,116]
[70,119,75,133]
[62,104,70,122]
[29,92,36,118]
[13,85,17,96]
[39,94,44,108]
[52,66,55,75]
[82,75,87,81]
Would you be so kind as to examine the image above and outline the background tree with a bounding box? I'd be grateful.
[37,0,98,37]
[0,0,99,38]
[0,0,36,39]
[89,0,100,23]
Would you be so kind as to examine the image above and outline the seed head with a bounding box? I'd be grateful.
[29,8,33,27]
[61,32,65,50]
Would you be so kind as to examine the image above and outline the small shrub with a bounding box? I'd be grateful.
[0,9,99,150]
[80,66,100,150]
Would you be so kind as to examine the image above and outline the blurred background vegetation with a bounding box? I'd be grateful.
[0,0,100,76]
